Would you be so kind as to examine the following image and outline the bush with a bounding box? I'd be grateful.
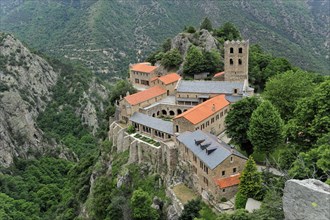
[186,26,196,33]
[220,197,227,202]
[127,125,135,134]
[235,191,248,209]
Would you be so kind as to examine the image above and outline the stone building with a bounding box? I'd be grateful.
[150,73,181,95]
[173,95,230,135]
[177,130,247,201]
[118,86,167,122]
[130,112,174,141]
[224,40,249,82]
[129,62,158,89]
[175,80,250,106]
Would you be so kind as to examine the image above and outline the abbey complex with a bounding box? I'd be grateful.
[113,40,253,204]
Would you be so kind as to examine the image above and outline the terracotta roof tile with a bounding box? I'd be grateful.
[215,173,241,188]
[158,73,181,85]
[174,95,230,124]
[130,63,158,73]
[124,86,166,105]
[214,71,225,78]
[150,77,158,82]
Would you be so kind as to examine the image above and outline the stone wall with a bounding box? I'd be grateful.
[108,121,178,180]
[283,179,330,220]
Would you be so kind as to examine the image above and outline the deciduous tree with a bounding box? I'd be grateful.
[264,70,315,121]
[225,96,261,156]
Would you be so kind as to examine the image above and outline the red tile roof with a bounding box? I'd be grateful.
[150,77,158,82]
[124,86,166,105]
[130,63,158,73]
[215,173,241,188]
[174,95,230,124]
[214,71,225,78]
[158,73,181,85]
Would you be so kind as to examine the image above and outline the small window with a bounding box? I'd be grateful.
[230,156,233,162]
[200,161,203,169]
[203,177,209,186]
[230,47,234,53]
[222,171,225,176]
[239,47,243,53]
[222,189,226,192]
[234,89,238,94]
[185,146,188,154]
[204,166,208,174]
[193,155,197,162]
[230,59,234,65]
[238,59,242,65]
[176,125,179,132]
[233,168,237,173]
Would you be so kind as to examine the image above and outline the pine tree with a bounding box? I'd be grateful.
[238,156,263,200]
[200,17,213,31]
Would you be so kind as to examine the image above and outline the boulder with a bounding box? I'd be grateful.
[283,179,330,220]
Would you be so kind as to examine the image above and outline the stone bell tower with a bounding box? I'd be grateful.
[224,40,249,82]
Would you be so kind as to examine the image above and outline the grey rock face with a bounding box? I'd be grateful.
[0,33,58,166]
[171,29,220,57]
[283,179,330,220]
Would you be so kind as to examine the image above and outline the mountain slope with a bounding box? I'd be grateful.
[0,33,110,167]
[0,33,58,166]
[0,0,329,75]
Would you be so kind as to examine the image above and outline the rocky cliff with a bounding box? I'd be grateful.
[0,33,58,166]
[0,33,110,167]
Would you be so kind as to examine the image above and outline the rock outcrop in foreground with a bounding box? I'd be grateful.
[283,179,330,220]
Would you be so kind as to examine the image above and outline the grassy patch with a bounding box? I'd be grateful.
[172,183,197,204]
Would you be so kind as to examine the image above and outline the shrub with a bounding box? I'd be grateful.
[235,191,248,209]
[127,125,135,134]
[220,197,227,202]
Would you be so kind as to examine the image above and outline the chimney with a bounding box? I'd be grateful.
[212,104,216,112]
[126,91,130,96]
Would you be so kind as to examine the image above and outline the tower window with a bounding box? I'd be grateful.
[230,59,234,65]
[238,59,242,65]
[230,47,234,53]
[239,47,243,53]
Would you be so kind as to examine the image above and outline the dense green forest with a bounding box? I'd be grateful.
[0,19,329,220]
[1,0,329,75]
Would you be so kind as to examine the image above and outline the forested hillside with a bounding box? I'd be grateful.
[1,0,329,75]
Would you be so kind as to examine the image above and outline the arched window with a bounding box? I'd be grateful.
[230,47,234,53]
[238,59,242,65]
[230,59,234,65]
[239,47,243,53]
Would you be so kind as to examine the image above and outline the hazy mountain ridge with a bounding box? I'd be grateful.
[0,0,328,75]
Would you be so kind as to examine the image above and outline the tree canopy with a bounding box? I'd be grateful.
[225,96,261,156]
[214,22,241,41]
[200,17,213,31]
[263,70,316,121]
[183,45,205,77]
[248,100,284,167]
[161,48,183,69]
